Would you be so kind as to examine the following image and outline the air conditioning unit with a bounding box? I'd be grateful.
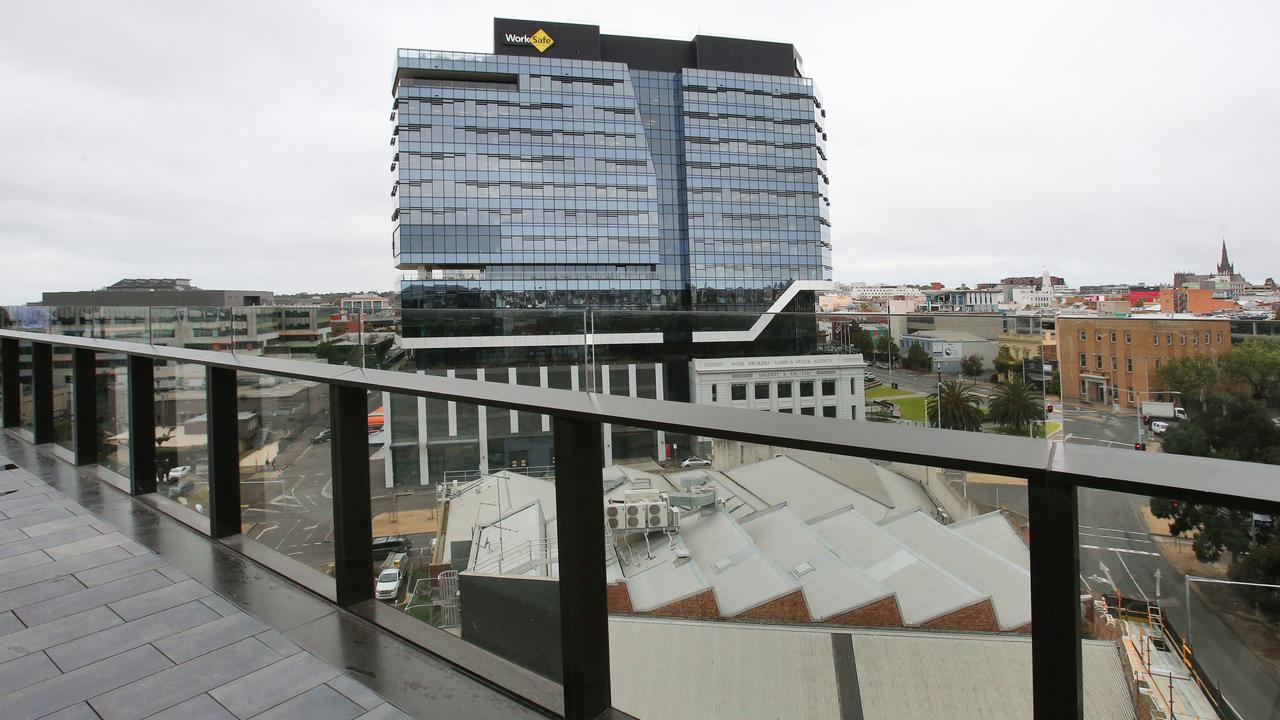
[625,502,644,529]
[604,503,624,531]
[645,501,669,528]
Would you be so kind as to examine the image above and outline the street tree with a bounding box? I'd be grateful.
[850,329,875,357]
[1155,355,1222,403]
[1221,337,1280,402]
[1149,498,1255,563]
[987,381,1043,434]
[1161,393,1280,464]
[905,343,932,371]
[960,354,986,377]
[1150,391,1280,564]
[926,380,985,431]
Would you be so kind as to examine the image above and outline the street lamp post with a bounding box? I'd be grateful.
[936,370,944,429]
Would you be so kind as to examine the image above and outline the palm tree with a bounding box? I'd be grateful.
[927,380,985,431]
[987,380,1044,434]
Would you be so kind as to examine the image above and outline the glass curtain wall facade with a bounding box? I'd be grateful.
[392,22,831,332]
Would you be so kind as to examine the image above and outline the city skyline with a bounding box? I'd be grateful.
[3,1,1280,305]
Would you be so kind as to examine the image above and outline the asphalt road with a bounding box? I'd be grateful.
[239,406,440,573]
[1076,487,1280,720]
[946,398,1280,718]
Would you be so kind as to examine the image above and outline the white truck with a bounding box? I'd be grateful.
[1141,401,1187,421]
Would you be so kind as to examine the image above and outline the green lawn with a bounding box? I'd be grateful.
[893,396,928,422]
[984,420,1063,438]
[866,386,928,422]
[866,385,917,400]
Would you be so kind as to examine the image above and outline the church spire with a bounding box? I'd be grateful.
[1218,238,1233,275]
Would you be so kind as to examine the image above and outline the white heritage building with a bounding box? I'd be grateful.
[690,354,868,421]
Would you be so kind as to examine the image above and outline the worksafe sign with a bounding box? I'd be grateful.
[503,28,555,52]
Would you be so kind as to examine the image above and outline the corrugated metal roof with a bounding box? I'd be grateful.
[442,470,557,564]
[950,512,1031,571]
[678,509,799,617]
[853,631,1135,720]
[616,531,710,612]
[608,617,1136,720]
[808,506,988,626]
[787,451,896,506]
[724,455,894,522]
[880,511,1032,629]
[609,618,842,720]
[740,505,893,621]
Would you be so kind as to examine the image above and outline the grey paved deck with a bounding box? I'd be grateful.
[0,455,413,720]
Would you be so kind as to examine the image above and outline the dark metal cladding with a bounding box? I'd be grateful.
[31,342,53,444]
[205,366,241,539]
[127,355,157,496]
[330,383,374,607]
[72,348,98,465]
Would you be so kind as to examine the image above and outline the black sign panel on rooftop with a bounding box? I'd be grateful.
[493,18,602,60]
[491,17,801,77]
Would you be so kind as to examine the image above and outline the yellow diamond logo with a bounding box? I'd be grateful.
[530,28,554,53]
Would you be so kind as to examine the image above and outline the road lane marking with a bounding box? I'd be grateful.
[1081,544,1160,557]
[1080,525,1150,535]
[1079,532,1152,544]
[1114,549,1150,601]
[253,524,278,540]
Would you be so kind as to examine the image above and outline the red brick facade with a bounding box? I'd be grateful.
[824,596,904,628]
[645,589,721,621]
[606,581,633,614]
[730,589,812,623]
[919,598,1000,632]
[1058,317,1230,409]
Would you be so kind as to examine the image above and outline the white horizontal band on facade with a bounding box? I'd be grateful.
[692,280,835,343]
[399,331,664,349]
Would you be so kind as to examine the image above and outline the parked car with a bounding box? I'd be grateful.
[311,429,332,444]
[864,372,877,382]
[165,465,193,483]
[372,536,410,562]
[680,457,712,468]
[1151,420,1170,435]
[374,568,402,600]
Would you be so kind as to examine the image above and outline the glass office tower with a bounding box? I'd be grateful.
[392,19,831,324]
[387,20,834,481]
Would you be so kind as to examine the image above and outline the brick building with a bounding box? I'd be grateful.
[1157,287,1236,315]
[1058,317,1232,408]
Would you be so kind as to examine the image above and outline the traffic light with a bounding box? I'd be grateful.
[1134,443,1146,451]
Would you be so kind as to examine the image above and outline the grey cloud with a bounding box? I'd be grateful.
[1,0,1277,304]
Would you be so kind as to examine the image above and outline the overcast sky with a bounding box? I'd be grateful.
[2,1,1278,304]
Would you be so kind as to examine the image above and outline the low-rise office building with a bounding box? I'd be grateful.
[899,331,997,374]
[1058,316,1232,408]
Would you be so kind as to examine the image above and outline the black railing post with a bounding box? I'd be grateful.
[72,348,98,465]
[330,384,372,606]
[553,416,610,720]
[32,342,54,444]
[1,339,18,429]
[1028,474,1083,720]
[206,366,241,538]
[127,355,157,496]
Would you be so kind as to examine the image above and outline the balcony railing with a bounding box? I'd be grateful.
[2,325,1278,720]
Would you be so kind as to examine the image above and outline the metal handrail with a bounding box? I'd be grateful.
[2,327,1276,511]
[5,326,1280,720]
[470,537,559,575]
